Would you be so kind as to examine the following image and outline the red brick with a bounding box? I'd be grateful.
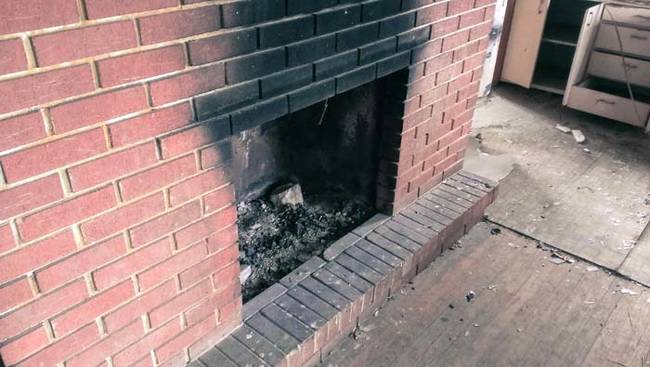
[185,282,238,326]
[148,277,211,327]
[205,225,238,254]
[443,30,470,52]
[173,205,237,248]
[0,277,33,313]
[18,185,116,241]
[0,174,64,221]
[139,6,221,45]
[97,46,186,88]
[448,0,473,15]
[179,245,238,289]
[484,4,496,20]
[112,318,182,367]
[169,168,230,206]
[431,17,459,39]
[203,184,235,213]
[35,236,127,292]
[21,323,100,367]
[103,279,176,333]
[118,155,197,201]
[68,142,158,192]
[1,128,107,183]
[210,262,240,292]
[416,3,448,26]
[0,230,76,285]
[460,8,484,28]
[32,21,137,67]
[85,0,178,19]
[0,0,79,34]
[65,319,145,367]
[50,86,149,133]
[81,192,165,243]
[0,64,94,115]
[0,279,87,340]
[159,121,228,159]
[138,240,206,291]
[92,238,172,291]
[52,280,135,336]
[0,112,46,153]
[155,316,214,364]
[0,326,49,366]
[0,223,15,254]
[187,311,239,360]
[150,63,225,106]
[199,141,233,169]
[469,21,491,41]
[109,103,193,147]
[129,200,202,247]
[0,38,27,74]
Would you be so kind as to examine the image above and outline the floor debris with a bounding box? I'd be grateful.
[549,251,576,265]
[555,124,572,133]
[586,265,599,272]
[620,288,639,295]
[490,227,501,235]
[465,291,476,303]
[571,129,586,144]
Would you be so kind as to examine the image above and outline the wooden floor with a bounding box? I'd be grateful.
[320,222,650,367]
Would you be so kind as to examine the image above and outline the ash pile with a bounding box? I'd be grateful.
[237,182,373,302]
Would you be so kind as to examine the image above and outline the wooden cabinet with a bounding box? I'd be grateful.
[564,3,650,130]
[500,0,599,94]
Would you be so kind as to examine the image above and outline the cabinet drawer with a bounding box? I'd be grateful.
[602,4,650,30]
[566,85,650,127]
[594,24,650,58]
[587,51,650,88]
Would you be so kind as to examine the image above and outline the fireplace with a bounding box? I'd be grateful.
[228,73,406,301]
[0,0,493,365]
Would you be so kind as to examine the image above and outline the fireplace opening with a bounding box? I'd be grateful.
[229,73,402,302]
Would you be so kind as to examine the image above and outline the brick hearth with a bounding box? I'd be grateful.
[197,171,497,366]
[0,1,494,366]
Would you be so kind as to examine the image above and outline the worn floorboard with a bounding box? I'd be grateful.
[466,85,650,283]
[320,223,650,367]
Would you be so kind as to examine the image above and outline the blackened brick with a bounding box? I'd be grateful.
[316,5,362,35]
[314,50,358,80]
[336,64,376,93]
[188,28,256,66]
[288,34,336,67]
[379,12,416,37]
[231,96,288,133]
[226,48,286,84]
[337,23,378,52]
[398,26,431,51]
[359,37,397,64]
[288,0,338,15]
[288,80,335,112]
[377,51,410,77]
[221,0,285,28]
[261,65,313,98]
[402,0,433,10]
[259,16,314,49]
[194,80,259,120]
[362,0,401,21]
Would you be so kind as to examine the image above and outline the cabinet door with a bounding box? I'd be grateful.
[500,0,551,87]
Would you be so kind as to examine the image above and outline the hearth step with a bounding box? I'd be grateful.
[191,171,497,367]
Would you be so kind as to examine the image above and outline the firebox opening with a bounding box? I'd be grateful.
[231,76,395,302]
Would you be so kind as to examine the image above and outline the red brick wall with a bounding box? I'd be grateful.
[0,0,494,366]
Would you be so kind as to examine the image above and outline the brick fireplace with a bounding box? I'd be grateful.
[0,0,493,366]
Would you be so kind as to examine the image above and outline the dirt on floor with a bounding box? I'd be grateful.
[237,188,374,302]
